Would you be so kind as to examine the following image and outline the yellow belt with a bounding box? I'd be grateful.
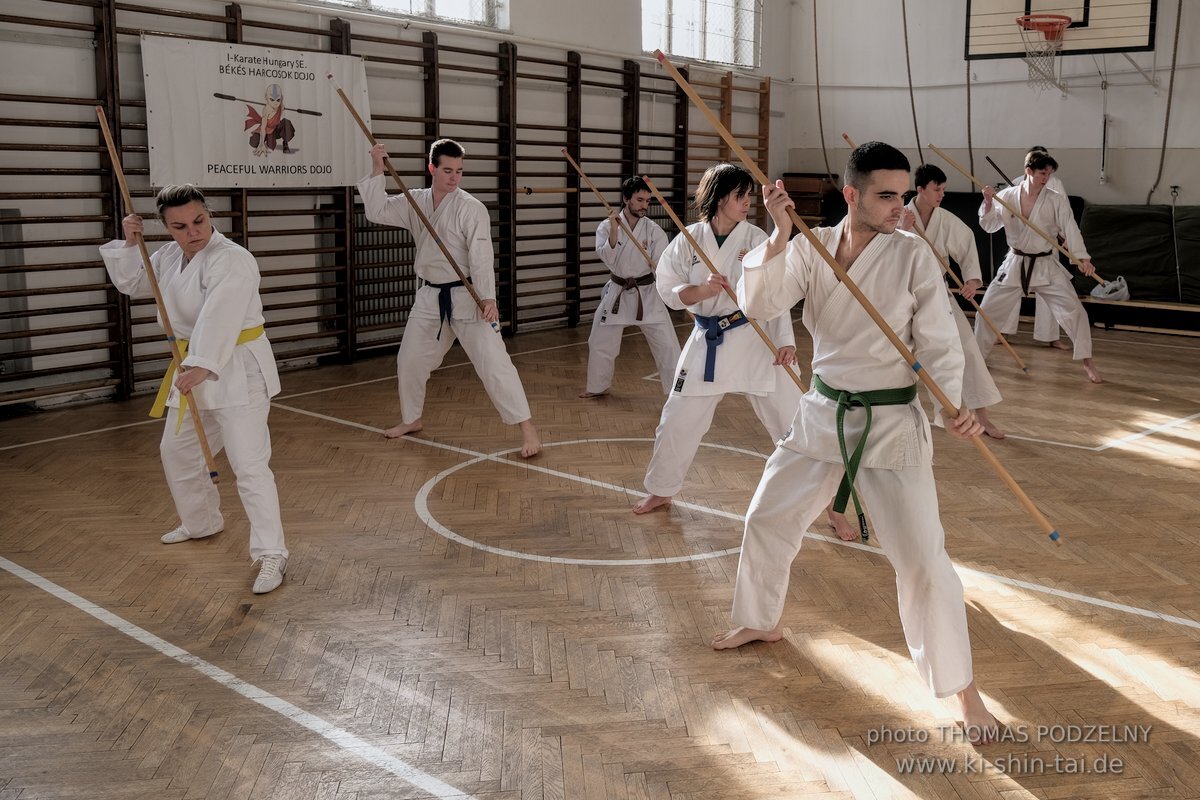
[151,325,265,430]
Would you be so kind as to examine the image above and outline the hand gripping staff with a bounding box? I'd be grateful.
[562,149,657,272]
[95,106,220,483]
[640,175,808,394]
[654,51,1062,544]
[841,133,1028,374]
[929,144,1109,288]
[328,75,500,333]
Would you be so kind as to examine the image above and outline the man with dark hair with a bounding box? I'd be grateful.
[359,138,542,456]
[633,163,800,515]
[100,184,290,594]
[712,142,999,743]
[580,176,680,398]
[975,149,1102,383]
[900,163,1004,438]
[1025,146,1072,351]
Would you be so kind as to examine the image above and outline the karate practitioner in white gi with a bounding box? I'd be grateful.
[632,164,801,515]
[1027,147,1072,350]
[359,139,541,457]
[975,150,1102,383]
[900,164,1004,439]
[580,177,681,398]
[712,143,999,744]
[100,185,289,594]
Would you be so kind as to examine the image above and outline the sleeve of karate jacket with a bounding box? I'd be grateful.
[99,240,157,299]
[909,246,964,409]
[462,199,497,302]
[181,248,260,379]
[654,234,694,311]
[738,236,809,322]
[647,221,668,262]
[356,173,416,231]
[941,212,983,284]
[977,189,1007,235]
[595,217,619,268]
[1050,191,1090,261]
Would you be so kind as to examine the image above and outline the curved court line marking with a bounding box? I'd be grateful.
[277,405,1200,631]
[0,555,478,800]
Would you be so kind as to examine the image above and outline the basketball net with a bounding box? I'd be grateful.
[1017,15,1069,91]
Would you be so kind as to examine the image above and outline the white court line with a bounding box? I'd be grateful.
[276,405,1200,632]
[0,418,160,452]
[1003,410,1200,452]
[0,555,478,800]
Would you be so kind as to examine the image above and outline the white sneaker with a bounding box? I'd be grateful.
[160,525,223,544]
[252,555,287,594]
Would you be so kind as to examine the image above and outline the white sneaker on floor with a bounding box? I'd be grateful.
[160,525,223,544]
[252,555,287,594]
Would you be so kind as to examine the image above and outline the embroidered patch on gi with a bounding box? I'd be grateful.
[674,368,687,392]
[737,248,748,261]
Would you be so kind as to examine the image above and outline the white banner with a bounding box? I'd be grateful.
[142,36,371,189]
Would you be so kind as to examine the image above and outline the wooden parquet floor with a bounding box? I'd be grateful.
[2,317,1199,799]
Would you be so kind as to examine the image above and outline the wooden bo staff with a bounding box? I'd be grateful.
[655,51,1062,544]
[328,75,497,329]
[640,176,808,393]
[929,144,1108,288]
[985,155,1015,187]
[95,106,220,483]
[842,133,1028,374]
[561,149,657,272]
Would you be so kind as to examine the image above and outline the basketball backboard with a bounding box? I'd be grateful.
[965,0,1158,60]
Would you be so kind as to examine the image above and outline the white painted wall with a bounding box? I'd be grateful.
[782,0,1196,205]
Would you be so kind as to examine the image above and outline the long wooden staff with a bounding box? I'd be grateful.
[95,107,220,483]
[328,75,496,329]
[641,176,808,393]
[929,144,1108,287]
[842,134,1028,374]
[655,51,1061,544]
[561,150,657,272]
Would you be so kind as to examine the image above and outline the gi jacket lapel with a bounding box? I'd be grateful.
[813,220,889,332]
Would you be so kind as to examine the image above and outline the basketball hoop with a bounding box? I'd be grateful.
[1016,14,1070,91]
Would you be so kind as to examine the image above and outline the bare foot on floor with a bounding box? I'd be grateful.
[1082,358,1103,384]
[826,504,859,542]
[711,625,784,650]
[1047,339,1071,351]
[383,420,423,438]
[578,390,609,399]
[974,408,1005,440]
[957,681,1000,745]
[633,494,671,514]
[519,420,541,458]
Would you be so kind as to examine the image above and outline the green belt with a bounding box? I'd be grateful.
[813,374,917,541]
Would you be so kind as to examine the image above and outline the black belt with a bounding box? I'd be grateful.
[608,271,656,320]
[1011,248,1052,296]
[423,278,469,339]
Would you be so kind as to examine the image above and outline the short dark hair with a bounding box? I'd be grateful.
[1024,150,1058,171]
[693,163,754,222]
[844,142,910,191]
[1029,145,1049,154]
[429,138,465,166]
[621,176,650,201]
[155,184,207,217]
[914,164,947,190]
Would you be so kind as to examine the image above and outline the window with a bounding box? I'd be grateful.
[355,0,504,28]
[643,0,760,68]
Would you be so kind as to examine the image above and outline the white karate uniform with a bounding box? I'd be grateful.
[906,201,1002,418]
[586,213,681,395]
[732,221,975,698]
[357,174,531,425]
[642,220,801,498]
[975,180,1093,361]
[1031,174,1069,342]
[100,231,288,562]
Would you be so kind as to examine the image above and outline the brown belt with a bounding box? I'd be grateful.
[608,271,656,320]
[1011,248,1052,296]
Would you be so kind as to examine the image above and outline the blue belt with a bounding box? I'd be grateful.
[693,310,748,382]
[424,278,467,339]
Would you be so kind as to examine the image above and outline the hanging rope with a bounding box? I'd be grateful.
[813,0,836,185]
[900,0,923,165]
[1146,0,1183,204]
[965,62,975,176]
